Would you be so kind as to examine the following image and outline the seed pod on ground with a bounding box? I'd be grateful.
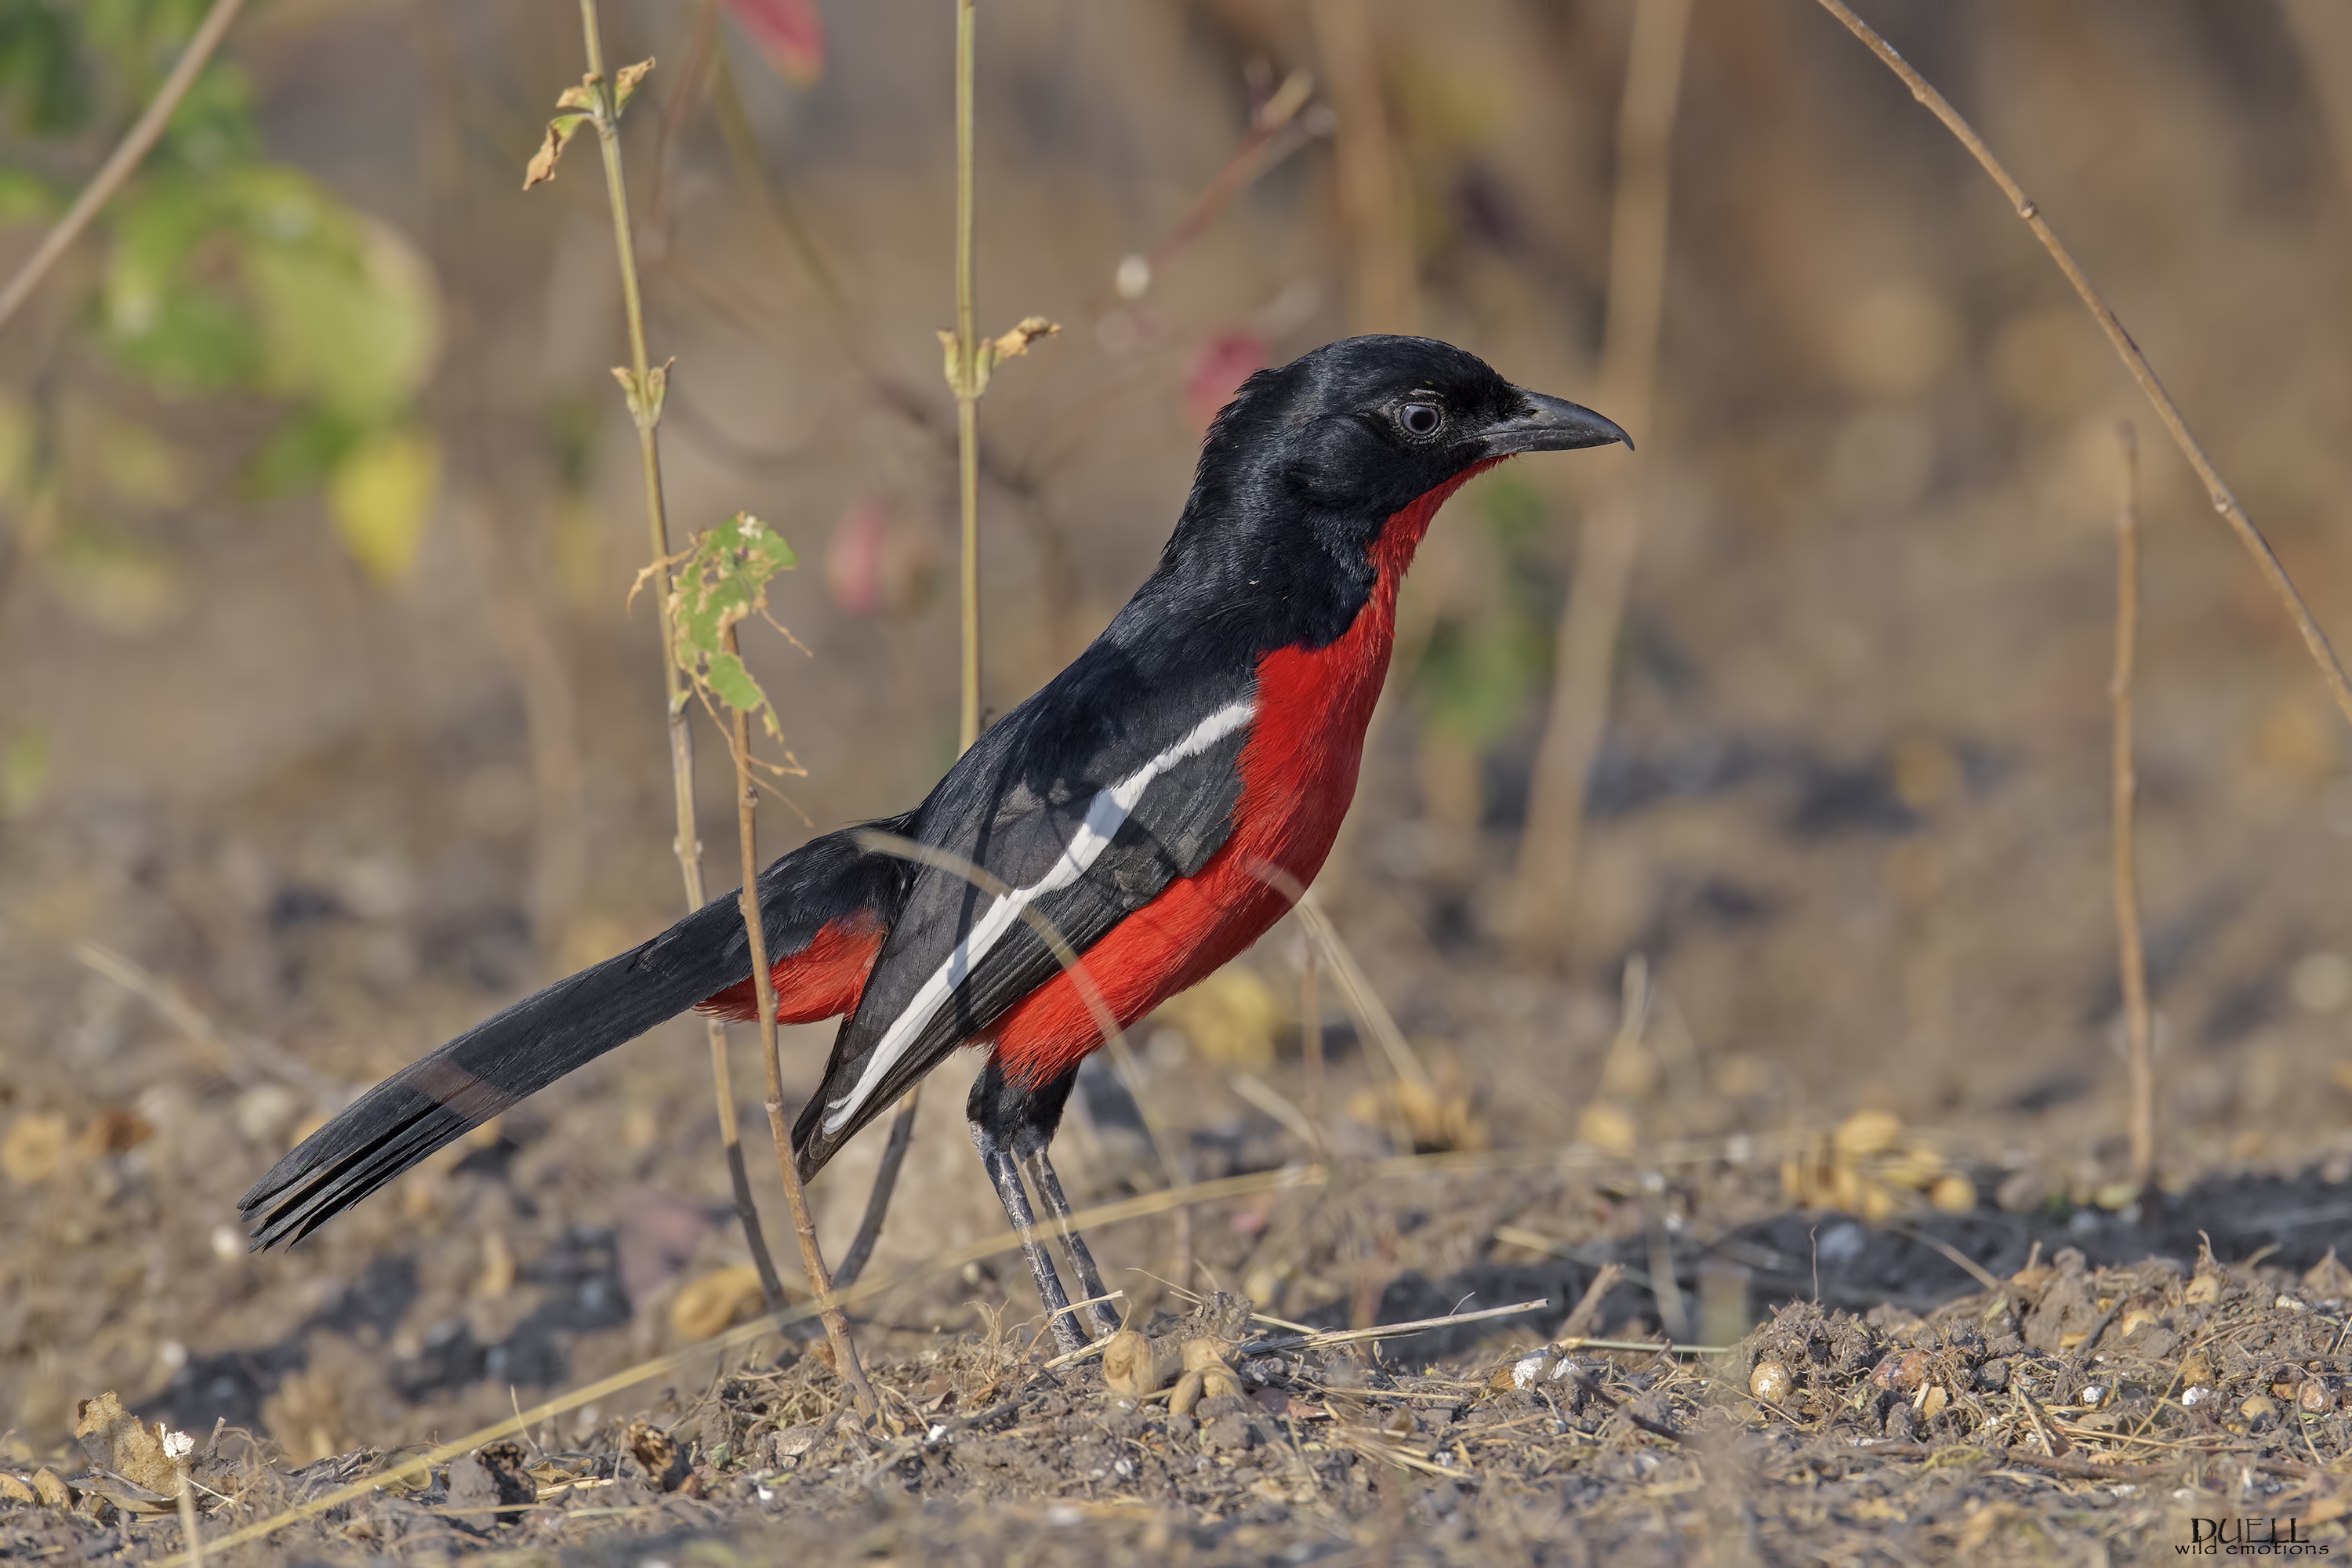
[1871,1350,1927,1392]
[1102,1330,1179,1398]
[1181,1338,1230,1374]
[1929,1174,1977,1214]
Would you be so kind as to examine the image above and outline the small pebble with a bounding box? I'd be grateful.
[2301,1379,2337,1416]
[1748,1360,1792,1403]
[2241,1394,2278,1425]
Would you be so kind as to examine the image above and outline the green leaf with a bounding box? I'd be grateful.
[705,650,768,717]
[669,511,798,721]
[242,407,364,499]
[327,426,440,585]
[237,172,441,419]
[0,1,91,136]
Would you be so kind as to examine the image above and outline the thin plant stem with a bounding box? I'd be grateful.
[1811,0,2352,733]
[1510,0,1691,963]
[0,0,249,336]
[2111,423,2155,1188]
[172,1456,202,1568]
[575,0,787,1311]
[728,629,877,1422]
[953,0,982,747]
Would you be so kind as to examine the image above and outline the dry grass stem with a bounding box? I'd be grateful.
[1813,0,2352,732]
[0,0,251,334]
[568,0,788,1310]
[725,628,877,1423]
[1237,1298,1549,1356]
[1511,0,1691,960]
[2111,423,2155,1185]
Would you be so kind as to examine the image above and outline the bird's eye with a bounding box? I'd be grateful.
[1397,401,1443,437]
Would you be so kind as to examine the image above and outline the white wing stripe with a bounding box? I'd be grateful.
[821,699,1254,1134]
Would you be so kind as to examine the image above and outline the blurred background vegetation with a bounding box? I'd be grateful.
[5,0,2352,1454]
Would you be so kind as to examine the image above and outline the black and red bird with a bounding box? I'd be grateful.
[240,336,1627,1352]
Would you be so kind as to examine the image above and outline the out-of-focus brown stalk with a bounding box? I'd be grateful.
[2281,0,2352,207]
[2111,423,2154,1188]
[574,0,787,1310]
[1510,0,1691,962]
[0,0,249,336]
[1812,0,2352,735]
[1310,0,1417,333]
[1299,943,1325,1128]
[727,629,877,1422]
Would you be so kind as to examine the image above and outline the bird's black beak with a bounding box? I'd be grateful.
[1481,389,1634,456]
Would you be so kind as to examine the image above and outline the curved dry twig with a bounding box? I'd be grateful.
[1812,0,2352,730]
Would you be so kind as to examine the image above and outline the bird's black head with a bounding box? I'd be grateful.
[1163,336,1628,601]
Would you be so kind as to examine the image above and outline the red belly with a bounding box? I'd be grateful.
[987,459,1499,1086]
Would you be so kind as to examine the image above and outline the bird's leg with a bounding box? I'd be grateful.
[969,1116,1087,1356]
[1016,1139,1121,1339]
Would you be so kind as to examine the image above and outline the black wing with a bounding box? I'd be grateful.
[789,640,1260,1178]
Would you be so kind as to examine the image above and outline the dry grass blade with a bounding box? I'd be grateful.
[1811,0,2352,733]
[1246,861,1428,1091]
[2111,423,2155,1186]
[1882,1221,2005,1295]
[74,940,347,1108]
[1238,1298,1550,1355]
[0,0,250,335]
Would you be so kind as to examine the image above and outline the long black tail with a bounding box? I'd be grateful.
[239,818,912,1247]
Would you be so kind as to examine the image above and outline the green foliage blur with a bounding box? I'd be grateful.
[1410,472,1559,750]
[0,0,443,602]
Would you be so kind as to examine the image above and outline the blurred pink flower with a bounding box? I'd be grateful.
[1185,328,1268,433]
[827,495,889,615]
[729,0,826,86]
